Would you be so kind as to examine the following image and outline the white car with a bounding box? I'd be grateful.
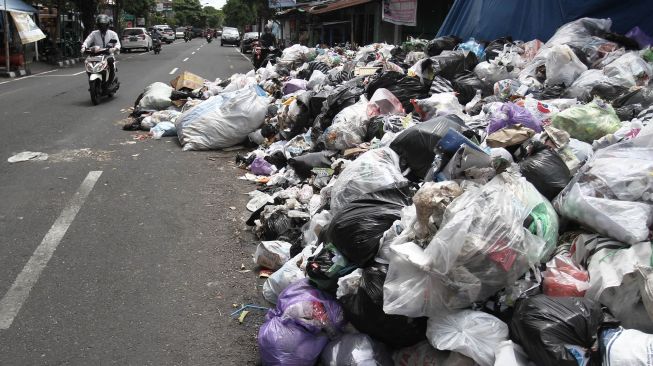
[121,27,152,52]
[154,25,175,43]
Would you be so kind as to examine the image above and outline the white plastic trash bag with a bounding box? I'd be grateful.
[323,96,370,150]
[330,147,409,213]
[600,327,653,366]
[565,69,608,100]
[138,82,173,110]
[254,240,292,270]
[554,134,653,244]
[544,45,587,87]
[262,246,313,304]
[494,340,534,366]
[426,310,509,366]
[603,52,653,88]
[176,85,268,150]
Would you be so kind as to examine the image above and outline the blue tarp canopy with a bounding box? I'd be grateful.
[437,0,653,42]
[0,0,37,13]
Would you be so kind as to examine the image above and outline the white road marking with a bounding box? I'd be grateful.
[196,48,200,51]
[169,67,178,75]
[0,171,103,330]
[0,69,59,85]
[71,71,86,76]
[183,57,189,62]
[191,52,195,55]
[237,50,251,62]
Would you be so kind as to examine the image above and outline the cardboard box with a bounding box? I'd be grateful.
[170,71,205,91]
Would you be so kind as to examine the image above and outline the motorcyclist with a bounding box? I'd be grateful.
[81,14,120,85]
[260,25,276,48]
[150,28,162,48]
[184,26,193,40]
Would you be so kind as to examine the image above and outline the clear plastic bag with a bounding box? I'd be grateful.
[322,96,370,150]
[330,147,409,213]
[383,173,556,317]
[551,98,621,143]
[564,69,608,101]
[411,93,464,120]
[544,45,588,87]
[367,88,405,118]
[554,135,653,244]
[138,82,173,110]
[321,333,394,366]
[542,253,589,297]
[254,240,292,270]
[603,52,653,88]
[263,246,314,304]
[426,310,509,366]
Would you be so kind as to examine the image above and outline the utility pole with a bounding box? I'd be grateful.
[3,0,10,73]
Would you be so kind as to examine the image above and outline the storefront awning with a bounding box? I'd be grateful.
[308,0,372,14]
[0,0,38,14]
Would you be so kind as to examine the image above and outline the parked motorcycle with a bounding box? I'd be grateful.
[252,41,281,70]
[84,45,119,105]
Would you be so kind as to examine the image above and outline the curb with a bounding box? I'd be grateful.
[1,70,17,78]
[57,57,84,68]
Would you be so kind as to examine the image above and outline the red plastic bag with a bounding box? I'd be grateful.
[542,254,589,297]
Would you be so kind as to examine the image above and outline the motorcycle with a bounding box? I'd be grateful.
[206,33,213,43]
[84,45,119,105]
[184,31,192,42]
[252,41,281,70]
[152,38,162,54]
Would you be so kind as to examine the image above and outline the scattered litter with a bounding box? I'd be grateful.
[8,151,48,163]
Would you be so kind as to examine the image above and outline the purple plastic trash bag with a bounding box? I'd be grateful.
[487,103,542,134]
[626,26,653,49]
[282,79,308,95]
[250,157,275,176]
[258,280,345,366]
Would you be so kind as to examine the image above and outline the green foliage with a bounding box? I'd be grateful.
[222,0,254,30]
[204,6,225,28]
[173,0,204,27]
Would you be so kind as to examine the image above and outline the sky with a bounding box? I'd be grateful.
[202,0,227,9]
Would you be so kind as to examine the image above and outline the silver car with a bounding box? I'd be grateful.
[220,27,240,46]
[121,28,152,52]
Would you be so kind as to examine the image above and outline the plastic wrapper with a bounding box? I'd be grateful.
[176,85,268,150]
[335,268,362,299]
[383,173,557,317]
[426,310,509,366]
[518,142,571,200]
[390,115,466,181]
[542,253,589,297]
[411,93,463,121]
[306,243,357,294]
[250,157,277,176]
[322,96,369,150]
[366,88,404,118]
[320,333,394,366]
[603,52,653,88]
[258,279,345,366]
[457,38,485,60]
[551,98,621,143]
[487,103,541,135]
[327,193,407,267]
[510,295,607,366]
[493,80,523,101]
[554,135,653,244]
[254,240,292,270]
[544,45,588,87]
[600,327,653,366]
[150,121,177,139]
[330,147,409,213]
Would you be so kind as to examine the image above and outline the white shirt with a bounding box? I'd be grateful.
[82,29,121,51]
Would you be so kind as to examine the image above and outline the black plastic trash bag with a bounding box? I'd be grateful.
[390,115,466,181]
[288,151,337,178]
[306,243,358,295]
[426,36,461,57]
[327,194,406,267]
[313,85,365,132]
[518,142,572,200]
[340,263,428,348]
[510,295,610,366]
[451,71,488,104]
[366,71,430,113]
[612,85,653,109]
[615,104,644,121]
[590,82,630,102]
[484,37,513,61]
[430,50,479,81]
[321,333,394,366]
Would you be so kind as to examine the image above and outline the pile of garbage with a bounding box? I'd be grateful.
[123,18,653,366]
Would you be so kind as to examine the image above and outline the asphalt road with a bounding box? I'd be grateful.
[0,38,266,365]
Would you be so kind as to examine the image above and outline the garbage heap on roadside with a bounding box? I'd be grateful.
[122,18,653,366]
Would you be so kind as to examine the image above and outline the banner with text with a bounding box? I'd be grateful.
[382,0,417,26]
[10,12,46,44]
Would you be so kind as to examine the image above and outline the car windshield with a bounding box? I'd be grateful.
[123,29,143,36]
[164,28,173,32]
[224,30,238,36]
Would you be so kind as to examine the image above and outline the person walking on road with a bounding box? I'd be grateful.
[81,15,121,85]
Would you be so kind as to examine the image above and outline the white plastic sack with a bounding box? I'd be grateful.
[383,173,555,317]
[323,96,370,150]
[307,70,326,90]
[554,134,653,244]
[330,147,409,213]
[426,310,509,366]
[176,85,268,150]
[262,246,314,304]
[367,88,404,117]
[221,73,258,93]
[336,268,363,299]
[138,82,173,110]
[603,52,653,88]
[474,61,519,85]
[393,341,476,366]
[600,327,653,366]
[413,93,464,120]
[544,45,587,86]
[565,69,608,100]
[254,240,292,270]
[494,341,534,366]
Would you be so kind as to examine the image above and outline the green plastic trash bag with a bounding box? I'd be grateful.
[551,98,620,143]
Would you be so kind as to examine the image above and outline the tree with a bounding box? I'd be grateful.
[203,6,224,28]
[222,0,253,30]
[243,0,274,31]
[173,0,203,27]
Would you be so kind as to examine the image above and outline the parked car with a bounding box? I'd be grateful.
[240,31,259,53]
[175,27,185,39]
[121,27,152,52]
[153,25,175,43]
[221,27,240,46]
